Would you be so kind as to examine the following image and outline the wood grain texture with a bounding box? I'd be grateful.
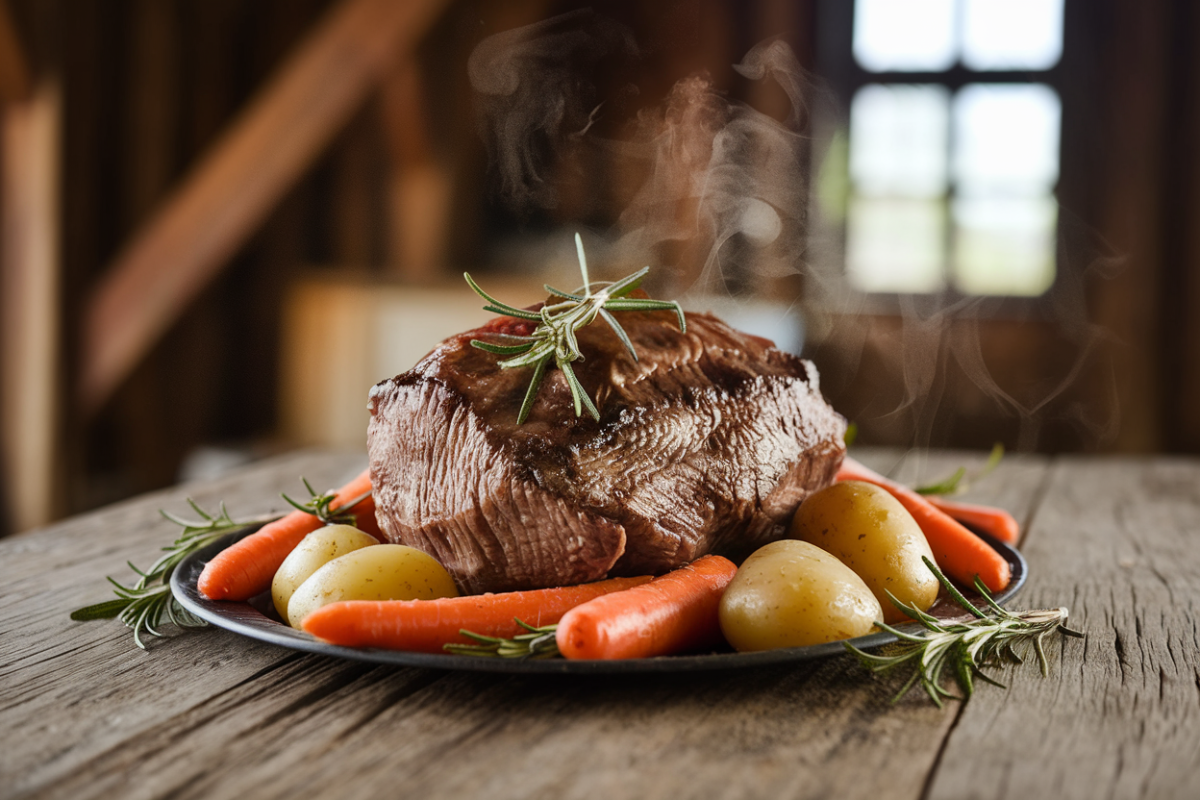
[6,449,1196,800]
[927,456,1200,800]
[0,450,368,797]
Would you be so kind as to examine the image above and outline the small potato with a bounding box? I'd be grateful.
[791,481,939,623]
[719,540,882,651]
[272,525,379,620]
[287,544,458,628]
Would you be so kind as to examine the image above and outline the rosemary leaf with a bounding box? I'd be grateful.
[445,619,562,659]
[914,443,1005,495]
[846,557,1083,705]
[466,233,684,424]
[71,477,369,650]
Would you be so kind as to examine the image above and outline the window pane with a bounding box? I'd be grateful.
[850,84,950,196]
[847,197,947,293]
[952,194,1056,295]
[853,0,957,72]
[962,0,1064,71]
[953,84,1061,193]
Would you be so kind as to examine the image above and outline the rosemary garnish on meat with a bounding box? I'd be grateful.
[846,557,1083,706]
[465,233,686,424]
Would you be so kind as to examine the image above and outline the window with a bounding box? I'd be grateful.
[818,0,1065,297]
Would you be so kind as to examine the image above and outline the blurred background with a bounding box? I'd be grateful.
[1,0,1197,536]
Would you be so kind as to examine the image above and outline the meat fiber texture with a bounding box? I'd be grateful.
[367,305,847,594]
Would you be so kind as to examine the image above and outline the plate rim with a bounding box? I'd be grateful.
[171,526,1028,674]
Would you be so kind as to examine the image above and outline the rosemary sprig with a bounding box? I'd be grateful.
[914,443,1005,496]
[70,500,265,649]
[282,476,365,525]
[444,619,561,659]
[71,477,367,650]
[846,556,1084,706]
[465,233,686,424]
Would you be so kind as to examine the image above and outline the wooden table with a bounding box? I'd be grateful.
[3,448,1198,800]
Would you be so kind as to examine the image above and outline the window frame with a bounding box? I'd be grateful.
[813,0,1070,314]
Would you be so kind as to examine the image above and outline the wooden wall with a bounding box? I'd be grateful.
[1,0,1198,535]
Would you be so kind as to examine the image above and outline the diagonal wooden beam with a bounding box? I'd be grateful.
[79,0,451,415]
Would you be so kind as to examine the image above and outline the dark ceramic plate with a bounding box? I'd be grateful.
[171,526,1027,674]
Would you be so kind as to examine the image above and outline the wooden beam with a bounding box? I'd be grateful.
[0,0,31,104]
[1,79,61,531]
[79,0,451,415]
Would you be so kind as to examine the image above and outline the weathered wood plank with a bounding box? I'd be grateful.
[927,456,1200,800]
[0,450,369,796]
[3,449,1050,800]
[14,654,958,800]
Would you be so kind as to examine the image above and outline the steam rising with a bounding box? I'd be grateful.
[468,13,1120,451]
[471,13,813,298]
[468,10,638,214]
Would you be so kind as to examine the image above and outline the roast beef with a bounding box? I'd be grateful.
[366,305,846,594]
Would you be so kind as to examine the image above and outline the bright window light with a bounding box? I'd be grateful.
[849,85,950,197]
[953,84,1061,193]
[952,195,1057,295]
[962,0,1064,71]
[853,0,957,72]
[847,197,947,293]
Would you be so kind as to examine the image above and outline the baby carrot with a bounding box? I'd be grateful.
[198,468,376,601]
[555,555,738,660]
[301,576,653,651]
[926,496,1021,545]
[836,457,1011,593]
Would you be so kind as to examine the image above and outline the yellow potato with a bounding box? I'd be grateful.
[286,544,459,628]
[719,540,882,651]
[271,524,379,620]
[790,480,939,623]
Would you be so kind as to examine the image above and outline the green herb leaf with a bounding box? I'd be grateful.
[845,556,1083,706]
[445,619,562,659]
[70,500,263,649]
[70,476,371,651]
[466,233,685,424]
[843,422,858,447]
[914,443,1005,496]
[281,477,370,526]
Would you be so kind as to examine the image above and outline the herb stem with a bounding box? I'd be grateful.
[466,233,685,424]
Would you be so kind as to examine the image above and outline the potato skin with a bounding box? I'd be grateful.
[287,544,459,628]
[272,525,379,621]
[790,480,939,623]
[719,540,882,651]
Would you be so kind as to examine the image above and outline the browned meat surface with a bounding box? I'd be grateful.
[367,306,846,594]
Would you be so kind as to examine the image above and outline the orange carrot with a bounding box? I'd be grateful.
[555,555,738,660]
[198,468,376,601]
[926,496,1021,545]
[301,576,653,652]
[835,457,1011,592]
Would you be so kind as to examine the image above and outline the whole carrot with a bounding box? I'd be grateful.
[926,496,1021,545]
[198,468,376,601]
[301,576,653,652]
[555,555,738,660]
[836,457,1010,592]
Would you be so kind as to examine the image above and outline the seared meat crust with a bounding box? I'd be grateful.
[367,306,845,594]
